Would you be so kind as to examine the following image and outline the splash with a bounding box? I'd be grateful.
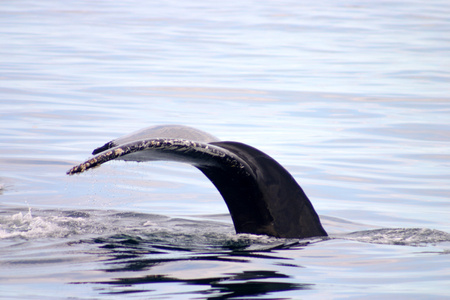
[0,208,106,239]
[1,208,449,247]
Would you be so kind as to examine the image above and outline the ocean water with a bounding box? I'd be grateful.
[1,0,450,299]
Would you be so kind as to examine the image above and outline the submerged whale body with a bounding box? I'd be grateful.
[67,125,327,239]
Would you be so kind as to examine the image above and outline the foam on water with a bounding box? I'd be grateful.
[0,208,284,248]
[1,208,448,248]
[344,228,450,246]
[0,208,107,239]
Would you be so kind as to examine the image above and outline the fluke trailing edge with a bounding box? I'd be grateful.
[67,125,327,239]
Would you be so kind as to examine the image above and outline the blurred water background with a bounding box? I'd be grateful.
[1,0,449,299]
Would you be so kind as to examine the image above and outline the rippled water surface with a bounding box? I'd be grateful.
[1,1,450,299]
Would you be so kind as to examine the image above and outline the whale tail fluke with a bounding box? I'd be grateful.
[67,125,327,239]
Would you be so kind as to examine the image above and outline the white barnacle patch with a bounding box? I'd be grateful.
[114,148,124,156]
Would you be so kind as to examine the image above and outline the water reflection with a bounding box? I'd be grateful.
[95,271,309,298]
[74,234,312,298]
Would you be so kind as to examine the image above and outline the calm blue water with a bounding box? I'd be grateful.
[1,1,450,299]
